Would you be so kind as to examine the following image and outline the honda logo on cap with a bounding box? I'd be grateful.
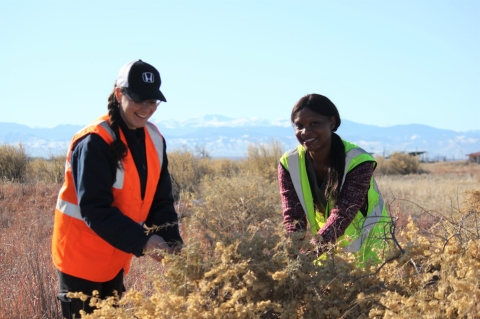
[142,72,154,83]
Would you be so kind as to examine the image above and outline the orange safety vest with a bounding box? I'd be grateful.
[52,114,164,282]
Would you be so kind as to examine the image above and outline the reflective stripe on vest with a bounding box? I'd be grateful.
[287,148,306,214]
[56,196,146,225]
[342,179,384,252]
[341,148,366,189]
[145,122,164,169]
[56,120,164,223]
[56,196,82,220]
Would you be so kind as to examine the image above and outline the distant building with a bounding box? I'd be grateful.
[466,152,480,163]
[378,151,428,161]
[408,151,427,162]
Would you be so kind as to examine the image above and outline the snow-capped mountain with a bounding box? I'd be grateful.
[1,115,479,160]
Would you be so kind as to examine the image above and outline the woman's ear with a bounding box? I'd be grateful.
[329,116,336,131]
[114,87,122,103]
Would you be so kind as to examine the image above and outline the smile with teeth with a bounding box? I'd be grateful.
[135,112,148,118]
[303,137,316,144]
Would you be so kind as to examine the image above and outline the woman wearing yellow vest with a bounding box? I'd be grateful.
[52,60,183,318]
[278,94,391,266]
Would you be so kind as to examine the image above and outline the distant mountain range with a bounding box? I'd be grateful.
[1,115,479,161]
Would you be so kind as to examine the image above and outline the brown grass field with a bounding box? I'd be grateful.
[0,153,479,319]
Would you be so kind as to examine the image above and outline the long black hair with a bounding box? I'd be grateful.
[107,87,128,168]
[291,94,345,200]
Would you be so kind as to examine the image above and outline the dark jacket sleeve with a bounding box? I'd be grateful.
[71,134,151,257]
[144,139,184,246]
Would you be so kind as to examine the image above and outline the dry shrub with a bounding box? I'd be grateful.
[0,143,28,182]
[243,139,284,183]
[84,187,479,319]
[368,190,480,318]
[168,140,283,200]
[83,216,398,318]
[168,149,211,200]
[194,170,282,240]
[375,153,422,175]
[104,227,365,319]
[206,157,241,178]
[26,155,66,184]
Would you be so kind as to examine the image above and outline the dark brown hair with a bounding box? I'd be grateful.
[291,94,345,200]
[107,87,128,168]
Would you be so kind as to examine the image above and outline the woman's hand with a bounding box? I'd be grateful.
[171,243,183,255]
[310,236,327,257]
[144,235,174,262]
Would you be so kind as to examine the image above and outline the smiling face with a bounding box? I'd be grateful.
[292,107,335,155]
[115,87,158,129]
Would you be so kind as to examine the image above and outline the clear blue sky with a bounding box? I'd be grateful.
[1,0,479,131]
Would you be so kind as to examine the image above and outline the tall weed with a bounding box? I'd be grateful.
[168,149,210,200]
[244,139,284,183]
[0,143,28,182]
[194,170,282,241]
[27,155,65,184]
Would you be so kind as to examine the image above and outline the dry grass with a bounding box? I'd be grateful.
[0,183,61,318]
[1,150,479,319]
[377,162,480,230]
[422,161,480,176]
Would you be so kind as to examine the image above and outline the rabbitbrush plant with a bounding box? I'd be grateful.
[81,174,479,318]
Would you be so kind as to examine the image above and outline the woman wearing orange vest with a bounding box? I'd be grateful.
[278,94,391,265]
[52,60,183,318]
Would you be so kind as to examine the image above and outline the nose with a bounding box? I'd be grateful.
[300,126,313,135]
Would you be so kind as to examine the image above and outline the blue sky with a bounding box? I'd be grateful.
[1,0,479,131]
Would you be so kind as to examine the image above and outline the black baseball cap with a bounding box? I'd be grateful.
[115,60,167,102]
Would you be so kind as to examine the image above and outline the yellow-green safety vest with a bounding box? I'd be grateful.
[279,140,391,264]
